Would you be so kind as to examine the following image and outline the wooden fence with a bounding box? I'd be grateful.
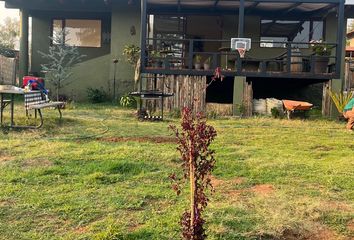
[345,60,354,90]
[146,75,207,113]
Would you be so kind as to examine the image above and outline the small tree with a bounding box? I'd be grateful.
[170,107,217,240]
[39,30,85,100]
[0,17,19,49]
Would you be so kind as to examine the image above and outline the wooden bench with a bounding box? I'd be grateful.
[24,91,65,128]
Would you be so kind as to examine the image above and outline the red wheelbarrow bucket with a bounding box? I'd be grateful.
[282,100,313,111]
[282,100,313,119]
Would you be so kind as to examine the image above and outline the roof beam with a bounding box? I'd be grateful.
[282,2,302,15]
[248,0,339,3]
[214,0,220,8]
[245,2,259,14]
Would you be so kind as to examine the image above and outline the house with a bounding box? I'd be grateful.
[2,0,354,116]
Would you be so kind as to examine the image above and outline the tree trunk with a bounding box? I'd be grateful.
[56,87,59,101]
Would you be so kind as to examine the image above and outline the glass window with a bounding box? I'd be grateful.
[260,19,323,48]
[52,20,63,45]
[52,19,102,48]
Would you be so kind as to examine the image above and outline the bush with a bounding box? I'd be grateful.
[119,94,137,108]
[207,110,218,119]
[87,87,107,103]
[271,107,281,118]
[168,108,181,118]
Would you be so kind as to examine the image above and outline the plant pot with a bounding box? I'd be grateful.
[314,56,329,74]
[194,63,201,70]
[204,64,210,71]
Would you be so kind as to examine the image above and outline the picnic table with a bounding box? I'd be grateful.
[0,85,64,129]
[0,85,24,128]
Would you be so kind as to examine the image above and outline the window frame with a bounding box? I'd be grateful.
[51,18,103,48]
[259,18,326,49]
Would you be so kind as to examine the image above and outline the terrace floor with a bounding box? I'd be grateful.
[0,103,353,239]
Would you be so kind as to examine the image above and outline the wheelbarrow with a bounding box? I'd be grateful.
[282,100,313,119]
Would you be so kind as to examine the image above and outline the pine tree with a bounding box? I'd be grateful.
[39,30,85,101]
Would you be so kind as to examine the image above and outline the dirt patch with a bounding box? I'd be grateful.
[210,175,245,188]
[210,176,274,197]
[22,158,53,168]
[310,145,334,152]
[250,184,275,195]
[98,136,176,144]
[347,219,354,232]
[127,223,144,232]
[0,152,14,163]
[304,227,344,240]
[74,226,89,234]
[0,155,14,163]
[321,201,353,212]
[210,176,246,198]
[0,199,15,207]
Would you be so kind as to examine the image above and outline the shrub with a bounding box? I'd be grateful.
[170,107,217,240]
[328,90,353,114]
[87,87,107,103]
[168,108,182,118]
[119,94,137,108]
[271,107,281,118]
[207,110,218,119]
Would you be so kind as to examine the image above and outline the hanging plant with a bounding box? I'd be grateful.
[169,107,217,240]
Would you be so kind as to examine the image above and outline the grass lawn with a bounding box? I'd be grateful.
[0,103,353,240]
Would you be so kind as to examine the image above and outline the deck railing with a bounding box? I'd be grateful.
[142,38,338,79]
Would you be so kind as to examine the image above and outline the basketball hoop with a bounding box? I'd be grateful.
[236,48,246,58]
[231,38,251,59]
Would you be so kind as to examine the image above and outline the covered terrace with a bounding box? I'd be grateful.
[140,0,346,80]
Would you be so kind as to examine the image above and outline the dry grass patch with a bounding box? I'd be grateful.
[21,158,53,168]
[97,136,175,144]
[0,151,14,163]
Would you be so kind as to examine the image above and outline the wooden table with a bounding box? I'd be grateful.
[0,87,25,128]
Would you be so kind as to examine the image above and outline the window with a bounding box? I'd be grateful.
[151,15,186,67]
[260,20,324,48]
[52,19,102,48]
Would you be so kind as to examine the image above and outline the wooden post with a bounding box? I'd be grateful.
[335,0,345,78]
[322,81,331,116]
[140,0,147,71]
[19,9,29,86]
[238,0,245,38]
[244,80,253,117]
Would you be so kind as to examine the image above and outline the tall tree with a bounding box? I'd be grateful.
[0,17,19,49]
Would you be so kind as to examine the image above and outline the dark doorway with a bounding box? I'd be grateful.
[206,76,234,103]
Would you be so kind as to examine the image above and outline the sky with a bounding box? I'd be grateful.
[0,2,19,23]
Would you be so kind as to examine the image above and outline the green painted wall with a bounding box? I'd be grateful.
[31,11,112,101]
[109,1,141,99]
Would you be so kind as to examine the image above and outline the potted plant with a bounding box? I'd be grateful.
[204,57,211,70]
[194,55,202,70]
[310,40,332,74]
[329,90,354,121]
[150,50,162,68]
[122,44,141,67]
